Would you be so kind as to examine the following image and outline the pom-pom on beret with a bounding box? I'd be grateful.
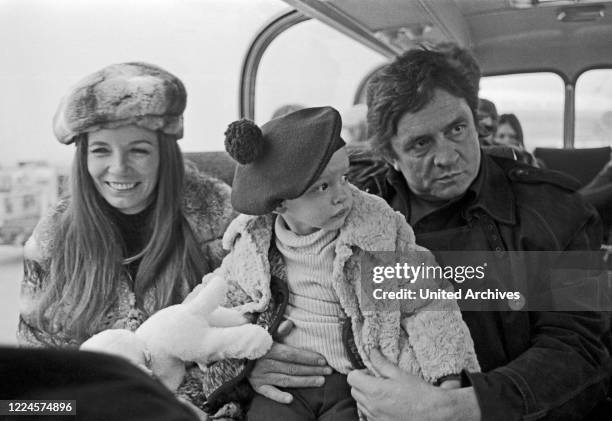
[53,62,187,144]
[226,106,345,215]
[224,119,264,165]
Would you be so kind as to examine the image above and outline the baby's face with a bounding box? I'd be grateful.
[278,147,353,235]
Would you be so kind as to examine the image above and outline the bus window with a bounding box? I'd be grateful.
[255,19,386,124]
[0,0,286,170]
[480,73,564,151]
[575,69,612,148]
[0,0,287,346]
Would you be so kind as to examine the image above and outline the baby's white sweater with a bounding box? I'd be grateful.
[274,216,353,374]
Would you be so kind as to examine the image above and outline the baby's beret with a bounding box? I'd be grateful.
[53,62,186,144]
[225,107,345,215]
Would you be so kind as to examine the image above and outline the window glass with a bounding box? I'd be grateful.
[0,0,287,170]
[480,73,565,151]
[256,19,387,124]
[0,0,287,345]
[575,69,612,148]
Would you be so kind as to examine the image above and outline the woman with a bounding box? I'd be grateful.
[18,62,234,348]
[494,113,542,167]
[494,113,524,148]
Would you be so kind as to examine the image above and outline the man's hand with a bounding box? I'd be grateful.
[347,349,481,421]
[248,320,332,404]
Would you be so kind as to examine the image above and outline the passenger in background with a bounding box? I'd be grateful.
[581,157,612,240]
[18,62,234,348]
[494,113,523,148]
[495,113,542,167]
[476,98,498,146]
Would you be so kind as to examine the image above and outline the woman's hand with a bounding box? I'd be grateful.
[248,320,332,403]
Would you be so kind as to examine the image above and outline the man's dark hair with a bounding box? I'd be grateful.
[366,48,480,159]
[431,42,481,93]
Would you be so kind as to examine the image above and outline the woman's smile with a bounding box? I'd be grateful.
[104,181,141,192]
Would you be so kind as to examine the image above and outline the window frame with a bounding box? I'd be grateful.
[573,66,612,149]
[242,9,612,148]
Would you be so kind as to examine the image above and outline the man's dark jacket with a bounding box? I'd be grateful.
[349,148,612,421]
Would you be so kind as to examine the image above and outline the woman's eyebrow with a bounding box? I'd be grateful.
[88,141,108,147]
[129,140,154,146]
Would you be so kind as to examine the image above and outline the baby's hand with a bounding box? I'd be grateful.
[439,379,461,389]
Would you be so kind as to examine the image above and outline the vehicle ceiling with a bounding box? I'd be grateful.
[283,0,612,81]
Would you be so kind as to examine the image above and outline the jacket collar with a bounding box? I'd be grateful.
[385,150,516,226]
[337,185,401,251]
[223,186,400,254]
[220,187,403,318]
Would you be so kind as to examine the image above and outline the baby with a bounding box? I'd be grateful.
[191,107,479,420]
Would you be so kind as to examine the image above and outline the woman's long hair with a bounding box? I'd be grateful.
[36,132,205,343]
[498,113,524,148]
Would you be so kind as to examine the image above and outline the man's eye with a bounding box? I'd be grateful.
[318,182,329,191]
[412,138,430,150]
[451,124,467,136]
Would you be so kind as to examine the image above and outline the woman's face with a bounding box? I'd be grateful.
[87,125,160,214]
[494,123,521,148]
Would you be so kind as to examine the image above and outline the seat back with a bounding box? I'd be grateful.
[533,146,611,186]
[183,151,236,186]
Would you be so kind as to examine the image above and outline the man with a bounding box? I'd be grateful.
[344,49,611,420]
[477,98,498,145]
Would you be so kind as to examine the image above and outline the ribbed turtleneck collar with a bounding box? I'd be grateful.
[274,215,338,255]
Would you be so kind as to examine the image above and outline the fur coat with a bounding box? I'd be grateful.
[193,185,480,416]
[18,165,235,348]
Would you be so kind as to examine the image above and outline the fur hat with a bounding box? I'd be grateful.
[53,62,187,144]
[224,106,345,215]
